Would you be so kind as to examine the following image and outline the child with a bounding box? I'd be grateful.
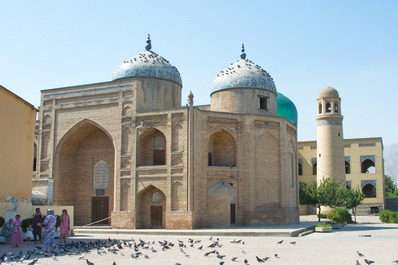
[10,215,23,247]
[25,223,34,243]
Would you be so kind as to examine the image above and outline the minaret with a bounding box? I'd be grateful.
[316,86,346,186]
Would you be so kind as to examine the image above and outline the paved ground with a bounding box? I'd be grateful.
[1,216,396,265]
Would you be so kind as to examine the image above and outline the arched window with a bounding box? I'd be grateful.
[298,163,303,176]
[318,103,322,114]
[152,192,162,203]
[312,162,317,175]
[334,103,339,113]
[93,160,110,190]
[326,102,332,113]
[345,160,350,174]
[361,159,376,173]
[137,128,166,166]
[362,183,376,198]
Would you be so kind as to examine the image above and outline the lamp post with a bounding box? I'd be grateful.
[133,120,143,229]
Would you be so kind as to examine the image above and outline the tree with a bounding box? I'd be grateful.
[340,187,365,222]
[299,178,343,221]
[385,175,398,198]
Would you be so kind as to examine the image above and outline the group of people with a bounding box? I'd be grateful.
[1,208,70,251]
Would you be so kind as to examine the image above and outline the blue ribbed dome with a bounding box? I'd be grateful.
[211,47,276,95]
[112,35,182,85]
[277,92,298,126]
[112,50,182,85]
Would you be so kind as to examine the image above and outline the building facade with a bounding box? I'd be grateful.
[32,38,300,228]
[298,137,385,214]
[0,85,37,220]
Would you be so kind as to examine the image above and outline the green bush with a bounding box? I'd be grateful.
[22,218,33,232]
[327,208,352,223]
[380,210,398,223]
[0,216,5,227]
[42,215,61,229]
[316,222,331,227]
[317,213,328,219]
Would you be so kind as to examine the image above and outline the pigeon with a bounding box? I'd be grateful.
[241,249,247,254]
[256,256,265,263]
[220,262,225,265]
[244,258,249,264]
[217,253,226,259]
[198,245,203,250]
[262,257,271,261]
[205,250,216,256]
[364,259,375,265]
[289,241,296,245]
[393,260,398,263]
[231,257,238,261]
[274,253,280,258]
[357,251,364,257]
[356,260,361,265]
[277,240,283,244]
[79,253,86,260]
[27,258,39,265]
[145,255,150,259]
[86,259,94,265]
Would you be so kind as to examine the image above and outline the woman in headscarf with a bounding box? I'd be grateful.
[43,209,56,252]
[1,218,14,241]
[59,209,70,243]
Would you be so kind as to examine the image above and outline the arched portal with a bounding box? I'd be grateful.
[137,128,167,166]
[208,130,236,167]
[137,185,166,228]
[53,120,115,226]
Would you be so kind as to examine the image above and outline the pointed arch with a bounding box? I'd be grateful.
[122,105,132,116]
[172,124,183,152]
[137,128,167,166]
[137,185,166,228]
[43,114,52,124]
[208,129,236,167]
[361,159,376,173]
[171,181,183,211]
[362,183,376,198]
[53,119,115,226]
[207,182,237,227]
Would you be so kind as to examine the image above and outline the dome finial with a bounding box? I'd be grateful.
[240,43,246,60]
[145,34,152,51]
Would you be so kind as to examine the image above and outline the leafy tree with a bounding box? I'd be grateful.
[385,175,398,198]
[339,187,365,222]
[299,178,343,221]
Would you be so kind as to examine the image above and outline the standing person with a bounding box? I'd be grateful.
[25,223,34,243]
[43,209,57,252]
[32,208,43,243]
[59,209,70,243]
[10,215,23,247]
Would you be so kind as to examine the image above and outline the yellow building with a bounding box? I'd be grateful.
[298,137,385,215]
[0,85,37,220]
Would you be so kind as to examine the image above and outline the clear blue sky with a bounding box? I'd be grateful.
[1,1,397,145]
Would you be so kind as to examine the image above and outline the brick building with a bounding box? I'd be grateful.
[32,37,300,228]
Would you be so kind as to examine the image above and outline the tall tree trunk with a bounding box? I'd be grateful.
[318,206,321,222]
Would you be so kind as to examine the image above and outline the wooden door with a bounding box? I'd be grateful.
[92,196,109,225]
[150,206,162,227]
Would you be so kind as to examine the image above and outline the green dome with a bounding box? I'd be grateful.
[277,92,298,126]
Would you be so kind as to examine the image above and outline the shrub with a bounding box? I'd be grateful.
[316,222,331,227]
[380,210,398,223]
[327,208,352,223]
[22,218,33,232]
[0,216,5,227]
[317,213,328,219]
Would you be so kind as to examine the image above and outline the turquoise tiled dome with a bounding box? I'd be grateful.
[211,45,276,95]
[112,36,182,85]
[277,92,298,126]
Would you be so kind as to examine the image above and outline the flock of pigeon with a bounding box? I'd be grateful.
[0,236,296,265]
[0,237,395,264]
